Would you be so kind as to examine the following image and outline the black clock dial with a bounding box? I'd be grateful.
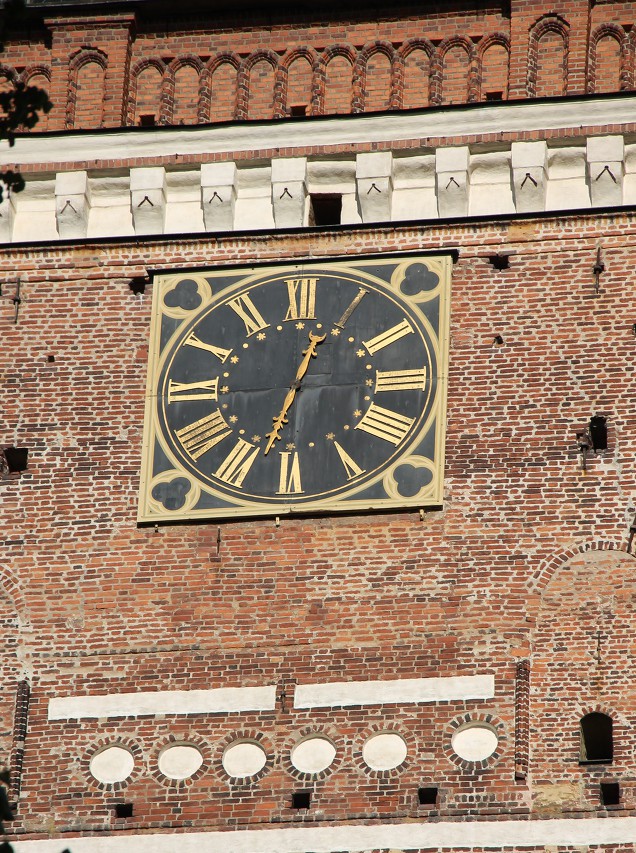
[140,257,450,521]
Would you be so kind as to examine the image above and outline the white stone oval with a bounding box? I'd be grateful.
[362,732,407,771]
[452,724,499,762]
[291,736,336,774]
[158,744,204,780]
[222,741,267,778]
[89,745,134,784]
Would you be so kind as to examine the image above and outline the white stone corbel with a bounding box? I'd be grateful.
[511,141,548,212]
[0,190,17,242]
[356,152,393,223]
[201,162,237,231]
[271,157,307,228]
[55,170,91,239]
[587,135,624,208]
[130,167,166,235]
[436,147,469,217]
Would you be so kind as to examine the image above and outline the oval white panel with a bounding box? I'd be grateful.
[222,741,267,778]
[362,733,407,771]
[158,744,204,780]
[291,736,336,774]
[452,725,498,762]
[90,745,134,784]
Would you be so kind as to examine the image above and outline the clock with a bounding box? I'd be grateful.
[138,255,451,522]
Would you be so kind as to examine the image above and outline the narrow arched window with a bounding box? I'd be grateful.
[580,713,613,763]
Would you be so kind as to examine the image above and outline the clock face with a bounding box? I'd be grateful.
[139,256,450,522]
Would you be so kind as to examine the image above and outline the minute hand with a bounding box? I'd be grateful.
[264,331,326,455]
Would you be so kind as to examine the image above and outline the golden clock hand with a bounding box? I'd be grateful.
[264,331,326,455]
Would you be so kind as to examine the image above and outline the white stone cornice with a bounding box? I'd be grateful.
[2,94,636,168]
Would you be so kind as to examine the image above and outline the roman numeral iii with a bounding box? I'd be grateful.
[375,368,427,392]
[284,278,317,321]
[355,403,415,445]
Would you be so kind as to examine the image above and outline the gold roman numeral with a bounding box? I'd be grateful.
[168,377,219,403]
[185,332,232,363]
[375,368,427,392]
[284,278,317,321]
[215,439,259,487]
[355,403,414,445]
[228,293,269,336]
[277,451,303,494]
[334,287,367,328]
[363,319,413,355]
[333,441,365,480]
[175,410,231,459]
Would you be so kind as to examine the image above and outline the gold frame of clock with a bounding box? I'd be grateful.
[138,254,451,523]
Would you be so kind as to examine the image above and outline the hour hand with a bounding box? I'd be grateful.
[264,332,326,455]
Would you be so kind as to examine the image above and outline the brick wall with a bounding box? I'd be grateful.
[1,212,635,843]
[1,0,634,131]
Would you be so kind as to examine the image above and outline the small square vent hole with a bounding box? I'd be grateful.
[291,791,311,810]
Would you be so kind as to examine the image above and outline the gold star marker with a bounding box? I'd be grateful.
[295,321,305,330]
[252,435,261,443]
[356,349,365,357]
[365,378,373,387]
[331,328,341,336]
[257,332,267,341]
[220,385,230,394]
[230,355,240,364]
[326,432,335,440]
[229,415,238,423]
[353,409,362,418]
[286,442,295,450]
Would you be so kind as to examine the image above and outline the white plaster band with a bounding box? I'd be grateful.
[3,96,636,167]
[12,816,636,851]
[48,686,277,720]
[294,674,494,708]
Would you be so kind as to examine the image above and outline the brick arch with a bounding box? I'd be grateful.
[166,56,204,124]
[435,36,477,105]
[0,565,28,625]
[20,65,51,85]
[66,47,108,129]
[588,24,630,93]
[237,49,279,120]
[399,38,435,110]
[355,41,398,113]
[15,66,51,131]
[278,47,318,117]
[204,53,240,122]
[477,33,510,100]
[527,14,570,98]
[528,540,630,593]
[316,44,357,115]
[126,58,166,125]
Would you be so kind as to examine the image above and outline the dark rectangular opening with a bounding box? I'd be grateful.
[139,114,156,127]
[590,416,608,451]
[289,105,307,117]
[114,803,134,818]
[309,194,342,227]
[418,786,438,806]
[600,782,620,806]
[485,91,503,101]
[291,791,311,810]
